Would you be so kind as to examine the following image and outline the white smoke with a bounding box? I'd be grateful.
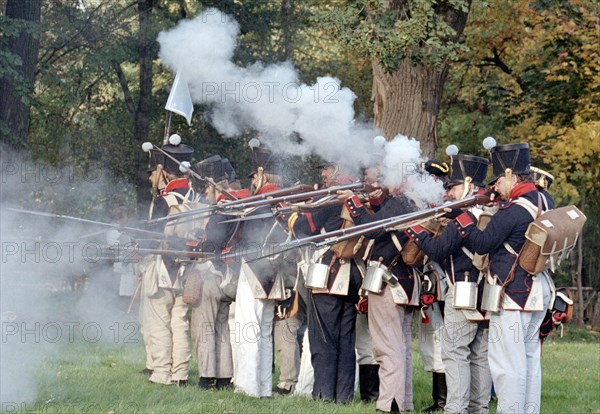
[0,147,141,406]
[157,9,373,169]
[379,134,446,206]
[157,8,443,203]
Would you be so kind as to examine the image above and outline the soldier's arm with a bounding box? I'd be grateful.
[343,194,415,239]
[405,221,463,263]
[288,204,338,238]
[453,208,516,254]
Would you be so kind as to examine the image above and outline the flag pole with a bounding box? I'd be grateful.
[163,111,172,145]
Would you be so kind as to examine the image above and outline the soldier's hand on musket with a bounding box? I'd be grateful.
[337,189,355,200]
[442,207,463,219]
[484,187,500,202]
[436,217,451,226]
[368,188,384,200]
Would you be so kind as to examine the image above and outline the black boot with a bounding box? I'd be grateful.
[198,377,216,390]
[215,378,232,390]
[359,364,380,402]
[423,372,447,412]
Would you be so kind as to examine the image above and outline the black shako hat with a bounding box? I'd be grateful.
[489,142,531,185]
[422,160,449,178]
[247,139,283,178]
[447,154,489,189]
[147,134,193,175]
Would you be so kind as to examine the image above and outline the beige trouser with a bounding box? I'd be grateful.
[190,268,233,379]
[274,316,301,391]
[369,286,414,412]
[141,287,191,384]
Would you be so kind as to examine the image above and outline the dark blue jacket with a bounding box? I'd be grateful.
[344,193,417,300]
[291,202,361,301]
[406,213,481,284]
[454,184,554,308]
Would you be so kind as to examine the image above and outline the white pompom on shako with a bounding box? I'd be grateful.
[248,138,261,149]
[168,133,182,146]
[483,136,497,150]
[179,161,191,174]
[445,144,459,156]
[373,135,386,148]
[141,142,154,152]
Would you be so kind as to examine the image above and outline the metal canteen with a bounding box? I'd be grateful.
[481,278,504,313]
[453,274,477,310]
[305,262,330,289]
[362,265,387,293]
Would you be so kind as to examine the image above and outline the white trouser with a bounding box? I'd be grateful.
[419,303,445,373]
[356,313,376,365]
[233,267,274,397]
[294,330,314,397]
[488,274,551,414]
[442,291,491,414]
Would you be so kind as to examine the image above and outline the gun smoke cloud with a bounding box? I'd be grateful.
[157,8,444,204]
[1,146,141,405]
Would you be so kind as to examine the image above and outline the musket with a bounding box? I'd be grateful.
[218,195,352,224]
[249,194,491,260]
[146,182,363,225]
[6,208,168,239]
[219,182,364,211]
[147,183,317,225]
[100,246,216,261]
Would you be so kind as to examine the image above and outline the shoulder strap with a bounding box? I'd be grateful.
[162,194,180,209]
[512,197,539,219]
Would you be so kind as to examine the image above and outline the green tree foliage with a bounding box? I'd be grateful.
[438,0,599,298]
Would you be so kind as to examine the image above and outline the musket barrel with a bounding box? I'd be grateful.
[221,182,363,211]
[147,184,319,225]
[6,208,167,239]
[276,194,490,252]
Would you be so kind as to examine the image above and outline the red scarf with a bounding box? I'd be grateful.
[509,182,537,200]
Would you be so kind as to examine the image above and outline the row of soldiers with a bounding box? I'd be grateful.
[134,134,562,414]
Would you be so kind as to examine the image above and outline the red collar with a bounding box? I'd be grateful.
[217,188,251,203]
[509,182,537,200]
[161,178,189,195]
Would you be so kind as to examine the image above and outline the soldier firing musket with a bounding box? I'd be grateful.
[146,182,361,226]
[250,193,491,261]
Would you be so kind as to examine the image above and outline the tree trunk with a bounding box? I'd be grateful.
[372,1,471,158]
[280,0,294,60]
[372,60,449,158]
[135,0,156,145]
[0,0,42,146]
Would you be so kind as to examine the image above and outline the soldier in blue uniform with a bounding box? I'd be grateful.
[450,142,554,414]
[406,152,492,414]
[287,163,362,404]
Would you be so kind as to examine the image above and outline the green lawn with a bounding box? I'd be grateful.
[14,328,598,414]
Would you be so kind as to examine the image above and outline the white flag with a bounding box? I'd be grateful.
[165,72,194,125]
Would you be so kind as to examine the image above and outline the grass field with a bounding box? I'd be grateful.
[7,327,598,414]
